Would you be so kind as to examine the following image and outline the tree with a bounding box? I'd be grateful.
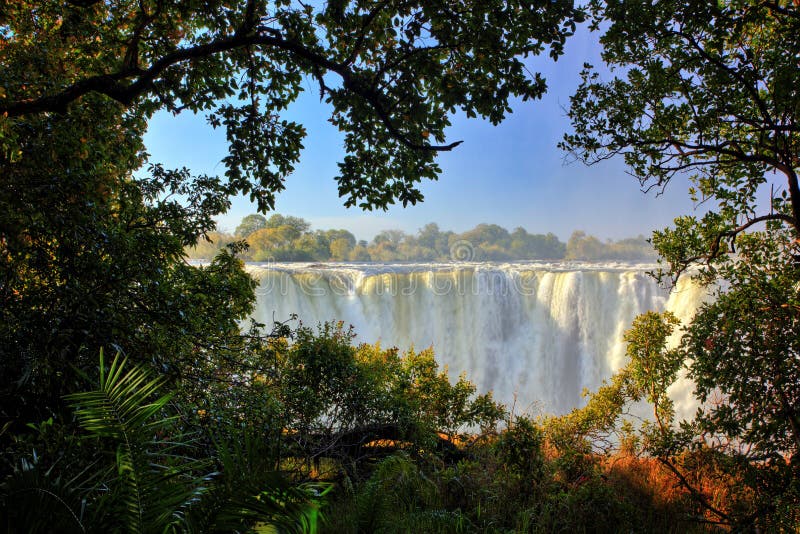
[458,224,511,247]
[510,227,566,259]
[247,224,302,260]
[610,235,656,261]
[0,94,253,426]
[564,230,601,260]
[323,229,357,249]
[1,0,581,211]
[187,230,237,259]
[417,222,452,257]
[0,0,584,527]
[349,243,372,261]
[293,232,330,261]
[0,0,584,412]
[564,230,651,260]
[265,214,311,234]
[562,0,800,264]
[272,323,504,472]
[1,351,325,532]
[563,1,800,528]
[372,229,407,247]
[330,237,353,261]
[235,213,268,237]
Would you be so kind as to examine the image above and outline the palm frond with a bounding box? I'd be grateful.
[64,350,196,533]
[179,429,330,533]
[0,456,89,533]
[65,349,172,440]
[59,350,324,532]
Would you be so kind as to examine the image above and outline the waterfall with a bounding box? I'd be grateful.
[248,262,708,416]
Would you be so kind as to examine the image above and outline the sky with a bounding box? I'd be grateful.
[142,24,699,242]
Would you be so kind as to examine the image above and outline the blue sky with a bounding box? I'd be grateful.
[143,25,698,242]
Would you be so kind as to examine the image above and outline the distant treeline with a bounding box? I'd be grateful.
[188,214,657,262]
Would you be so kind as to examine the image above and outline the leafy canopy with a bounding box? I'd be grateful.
[562,0,800,277]
[1,0,582,211]
[562,1,800,528]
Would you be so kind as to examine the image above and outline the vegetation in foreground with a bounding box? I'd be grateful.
[2,321,777,532]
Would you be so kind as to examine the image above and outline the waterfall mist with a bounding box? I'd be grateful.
[249,262,707,416]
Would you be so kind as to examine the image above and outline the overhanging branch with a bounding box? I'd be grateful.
[0,27,463,152]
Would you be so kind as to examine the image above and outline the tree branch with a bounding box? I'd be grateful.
[343,0,393,66]
[656,456,732,525]
[0,27,462,152]
[66,0,102,7]
[678,213,797,273]
[671,28,776,131]
[296,423,468,465]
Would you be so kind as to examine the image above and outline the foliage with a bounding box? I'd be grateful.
[263,323,505,475]
[0,452,95,533]
[248,327,706,533]
[265,215,312,235]
[2,351,322,533]
[566,231,656,261]
[65,350,186,532]
[2,323,743,533]
[550,287,799,528]
[563,0,800,529]
[563,0,800,272]
[1,0,582,211]
[0,0,583,472]
[543,312,677,455]
[7,0,800,530]
[674,232,800,527]
[322,425,706,533]
[188,214,656,262]
[0,134,256,424]
[236,214,269,237]
[326,452,470,534]
[189,231,239,260]
[563,0,800,242]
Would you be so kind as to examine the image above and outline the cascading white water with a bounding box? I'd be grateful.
[248,262,708,416]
